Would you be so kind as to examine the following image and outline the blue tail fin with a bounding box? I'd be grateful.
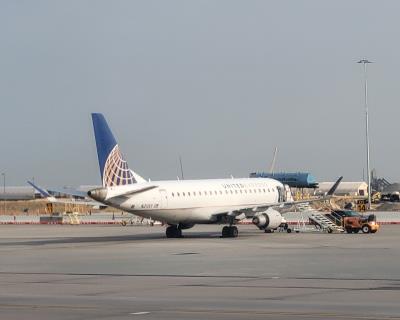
[91,113,136,187]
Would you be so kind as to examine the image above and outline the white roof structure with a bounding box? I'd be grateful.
[315,181,368,197]
[0,186,36,200]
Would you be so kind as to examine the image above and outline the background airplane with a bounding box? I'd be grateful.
[27,180,106,209]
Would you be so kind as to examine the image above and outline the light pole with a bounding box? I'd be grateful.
[1,173,5,215]
[357,59,372,209]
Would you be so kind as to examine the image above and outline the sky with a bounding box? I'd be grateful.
[1,0,400,186]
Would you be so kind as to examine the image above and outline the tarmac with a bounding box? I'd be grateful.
[1,211,400,224]
[0,224,400,320]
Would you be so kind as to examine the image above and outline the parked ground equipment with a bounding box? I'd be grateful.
[330,210,379,234]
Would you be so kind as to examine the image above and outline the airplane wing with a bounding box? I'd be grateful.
[212,176,343,219]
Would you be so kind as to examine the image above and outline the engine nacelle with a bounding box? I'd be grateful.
[252,208,283,230]
[178,223,195,230]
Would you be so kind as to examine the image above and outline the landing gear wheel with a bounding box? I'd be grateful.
[362,225,371,234]
[286,228,292,233]
[353,228,360,234]
[284,223,289,230]
[166,225,182,238]
[222,226,230,237]
[222,226,238,238]
[230,226,238,238]
[166,226,175,238]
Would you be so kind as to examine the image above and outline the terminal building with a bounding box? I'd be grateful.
[0,186,37,200]
[0,185,100,201]
[250,172,318,189]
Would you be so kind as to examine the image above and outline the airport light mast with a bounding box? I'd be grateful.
[1,173,5,214]
[357,59,372,210]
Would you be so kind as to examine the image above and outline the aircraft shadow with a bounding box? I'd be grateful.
[1,230,251,246]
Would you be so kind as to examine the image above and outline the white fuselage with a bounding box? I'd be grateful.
[101,178,284,224]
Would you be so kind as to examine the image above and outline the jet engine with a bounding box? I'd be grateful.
[178,223,195,230]
[252,208,283,230]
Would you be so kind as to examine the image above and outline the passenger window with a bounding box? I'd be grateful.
[249,190,252,193]
[188,192,191,196]
[235,190,238,194]
[214,191,217,195]
[183,192,185,196]
[230,190,233,194]
[199,191,202,196]
[177,192,180,196]
[193,192,196,196]
[204,191,207,195]
[219,190,222,195]
[225,190,228,194]
[172,193,175,197]
[240,190,242,194]
[263,189,266,193]
[268,188,270,192]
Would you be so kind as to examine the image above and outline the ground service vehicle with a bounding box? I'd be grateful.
[332,210,379,234]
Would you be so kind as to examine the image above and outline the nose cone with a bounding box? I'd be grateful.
[87,188,107,202]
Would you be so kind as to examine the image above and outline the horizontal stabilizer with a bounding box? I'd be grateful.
[88,185,158,202]
[106,186,158,200]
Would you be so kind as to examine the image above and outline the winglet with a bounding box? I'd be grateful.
[326,176,343,196]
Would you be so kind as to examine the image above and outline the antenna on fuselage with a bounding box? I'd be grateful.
[179,155,184,180]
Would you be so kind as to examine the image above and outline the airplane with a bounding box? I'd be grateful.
[88,113,342,238]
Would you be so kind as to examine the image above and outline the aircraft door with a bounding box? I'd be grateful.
[277,186,286,202]
[159,189,168,209]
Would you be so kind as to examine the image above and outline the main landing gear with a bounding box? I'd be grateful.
[166,225,182,238]
[166,224,239,238]
[222,226,238,238]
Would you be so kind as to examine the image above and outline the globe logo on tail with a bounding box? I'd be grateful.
[103,145,136,187]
